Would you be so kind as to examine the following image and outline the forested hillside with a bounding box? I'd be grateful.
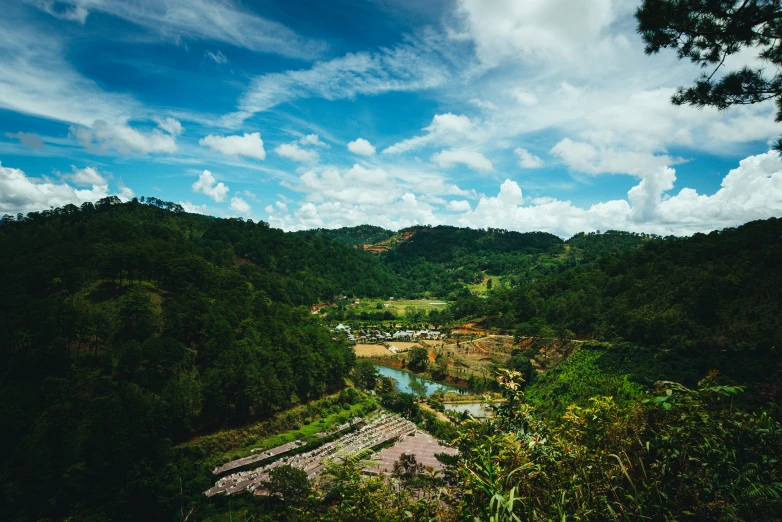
[293,225,394,246]
[379,226,562,296]
[376,226,651,297]
[287,225,654,298]
[451,218,782,390]
[0,198,398,520]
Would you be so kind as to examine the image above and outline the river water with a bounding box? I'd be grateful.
[374,365,466,397]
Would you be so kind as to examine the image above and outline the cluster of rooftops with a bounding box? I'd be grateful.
[333,323,442,343]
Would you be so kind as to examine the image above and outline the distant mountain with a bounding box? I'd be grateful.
[293,225,657,298]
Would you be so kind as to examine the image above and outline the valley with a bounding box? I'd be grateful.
[1,201,780,521]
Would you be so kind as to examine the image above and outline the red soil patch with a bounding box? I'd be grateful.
[452,328,491,336]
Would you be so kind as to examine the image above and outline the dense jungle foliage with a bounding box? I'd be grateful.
[0,198,378,520]
[1,200,781,521]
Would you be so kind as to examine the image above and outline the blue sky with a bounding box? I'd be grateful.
[1,0,781,237]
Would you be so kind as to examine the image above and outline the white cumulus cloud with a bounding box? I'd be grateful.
[300,134,330,148]
[383,113,476,154]
[230,196,252,217]
[458,151,782,237]
[266,150,782,238]
[431,149,493,172]
[200,132,266,160]
[70,120,178,155]
[515,147,544,168]
[0,161,121,216]
[458,0,623,67]
[551,138,680,178]
[192,170,229,202]
[179,201,209,214]
[347,138,376,156]
[447,200,472,212]
[275,142,319,163]
[66,166,106,186]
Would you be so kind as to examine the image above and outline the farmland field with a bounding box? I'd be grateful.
[351,298,449,316]
[354,344,393,357]
[387,341,420,352]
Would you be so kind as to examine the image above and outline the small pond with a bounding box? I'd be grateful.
[443,402,495,418]
[374,365,467,397]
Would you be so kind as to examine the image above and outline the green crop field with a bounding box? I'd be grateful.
[350,298,448,316]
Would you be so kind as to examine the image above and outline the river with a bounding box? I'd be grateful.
[374,365,466,397]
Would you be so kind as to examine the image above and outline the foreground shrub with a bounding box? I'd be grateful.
[454,370,782,521]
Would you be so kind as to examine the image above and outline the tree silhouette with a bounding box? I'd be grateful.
[636,0,782,149]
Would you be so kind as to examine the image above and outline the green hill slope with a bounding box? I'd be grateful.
[451,218,782,391]
[0,197,402,520]
[380,225,565,296]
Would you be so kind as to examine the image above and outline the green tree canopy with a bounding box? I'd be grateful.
[636,0,782,148]
[407,346,430,371]
[262,465,311,506]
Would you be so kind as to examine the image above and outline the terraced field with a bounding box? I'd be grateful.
[205,413,446,497]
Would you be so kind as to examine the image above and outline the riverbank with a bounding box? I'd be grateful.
[370,358,472,391]
[374,364,468,396]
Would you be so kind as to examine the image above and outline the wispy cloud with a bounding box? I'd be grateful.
[205,49,228,64]
[228,29,472,124]
[0,12,184,156]
[0,18,137,126]
[29,0,326,59]
[4,132,44,149]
